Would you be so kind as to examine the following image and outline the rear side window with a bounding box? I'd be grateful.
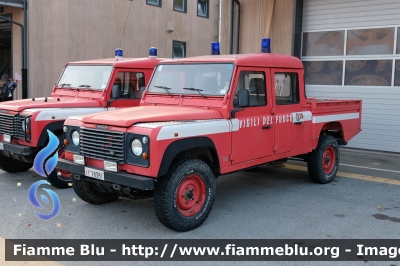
[274,73,299,105]
[234,71,266,107]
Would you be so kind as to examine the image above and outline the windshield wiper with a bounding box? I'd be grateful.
[183,87,205,98]
[58,83,71,88]
[78,85,93,91]
[154,85,172,96]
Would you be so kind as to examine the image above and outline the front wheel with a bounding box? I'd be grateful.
[307,135,339,184]
[154,158,216,232]
[0,153,33,173]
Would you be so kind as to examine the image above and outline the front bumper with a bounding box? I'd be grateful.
[56,159,155,190]
[0,141,35,156]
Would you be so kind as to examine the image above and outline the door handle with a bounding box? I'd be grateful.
[294,121,303,125]
[262,125,272,130]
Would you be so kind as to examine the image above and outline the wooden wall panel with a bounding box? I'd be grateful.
[28,0,44,100]
[220,0,294,55]
[40,0,70,98]
[22,0,219,98]
[219,0,231,54]
[270,0,294,55]
[11,0,294,98]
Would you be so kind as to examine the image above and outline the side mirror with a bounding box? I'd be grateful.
[238,89,249,107]
[112,85,121,99]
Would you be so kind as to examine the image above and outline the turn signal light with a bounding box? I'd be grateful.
[64,139,69,145]
[25,129,30,134]
[142,152,148,160]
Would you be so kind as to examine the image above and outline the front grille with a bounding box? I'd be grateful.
[80,128,125,163]
[14,116,26,139]
[0,113,15,136]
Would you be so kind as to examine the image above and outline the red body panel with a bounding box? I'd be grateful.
[82,106,223,127]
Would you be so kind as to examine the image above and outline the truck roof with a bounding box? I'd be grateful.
[68,57,169,68]
[159,53,304,69]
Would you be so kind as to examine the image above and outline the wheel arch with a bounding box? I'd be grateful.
[314,122,346,148]
[157,137,220,177]
[37,121,65,147]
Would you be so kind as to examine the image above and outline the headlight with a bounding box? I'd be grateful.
[71,131,80,146]
[131,139,142,156]
[22,117,30,131]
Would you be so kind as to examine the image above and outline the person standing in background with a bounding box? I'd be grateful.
[0,74,17,101]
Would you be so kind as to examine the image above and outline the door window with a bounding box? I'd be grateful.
[274,73,299,105]
[234,71,266,107]
[112,72,145,99]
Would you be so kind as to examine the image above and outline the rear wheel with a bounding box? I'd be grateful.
[154,158,216,232]
[47,149,72,188]
[0,153,32,173]
[72,178,119,205]
[307,135,339,184]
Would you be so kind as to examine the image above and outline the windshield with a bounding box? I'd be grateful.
[57,65,113,90]
[148,63,234,96]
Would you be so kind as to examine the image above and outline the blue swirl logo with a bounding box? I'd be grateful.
[33,130,59,177]
[28,180,60,220]
[30,130,61,220]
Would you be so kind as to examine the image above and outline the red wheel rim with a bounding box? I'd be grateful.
[55,149,72,179]
[322,146,336,174]
[176,174,206,217]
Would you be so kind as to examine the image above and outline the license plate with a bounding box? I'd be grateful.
[0,143,3,150]
[84,167,104,181]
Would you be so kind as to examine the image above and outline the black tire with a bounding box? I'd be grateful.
[154,158,216,232]
[46,135,72,188]
[72,178,119,205]
[0,153,32,173]
[307,134,339,184]
[47,148,71,189]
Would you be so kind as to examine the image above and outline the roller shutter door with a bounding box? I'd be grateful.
[302,0,400,153]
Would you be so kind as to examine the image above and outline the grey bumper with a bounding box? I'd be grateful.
[56,159,155,190]
[0,141,35,156]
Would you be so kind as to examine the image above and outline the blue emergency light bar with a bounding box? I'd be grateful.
[149,47,158,57]
[115,48,123,61]
[211,42,220,55]
[261,38,271,53]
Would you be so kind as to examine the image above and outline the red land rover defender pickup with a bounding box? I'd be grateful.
[0,48,166,188]
[58,41,362,231]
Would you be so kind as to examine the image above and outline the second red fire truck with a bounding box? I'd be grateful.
[0,48,166,188]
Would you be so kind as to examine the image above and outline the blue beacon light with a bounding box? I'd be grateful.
[115,48,123,61]
[211,42,220,55]
[261,38,271,53]
[149,47,157,57]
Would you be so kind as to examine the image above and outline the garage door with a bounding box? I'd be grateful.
[301,0,400,153]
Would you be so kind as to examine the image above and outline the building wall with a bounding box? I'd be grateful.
[302,0,400,153]
[26,0,218,98]
[0,6,23,99]
[220,0,294,55]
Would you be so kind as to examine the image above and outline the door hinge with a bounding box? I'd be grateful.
[271,108,275,114]
[273,145,278,152]
[229,154,235,161]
